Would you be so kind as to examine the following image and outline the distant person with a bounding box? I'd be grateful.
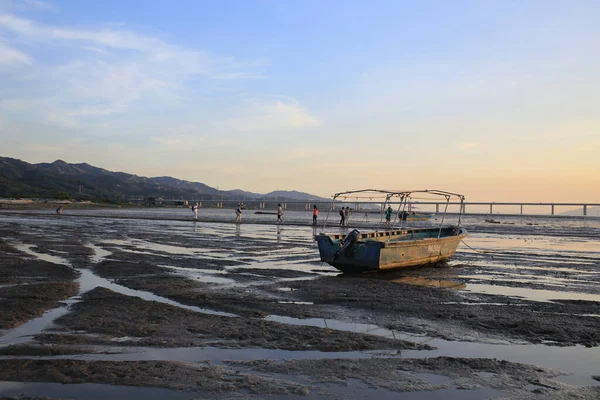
[399,210,409,221]
[56,206,64,215]
[235,203,242,223]
[344,207,351,226]
[339,207,345,226]
[312,205,319,225]
[277,204,283,223]
[192,202,199,220]
[385,206,393,226]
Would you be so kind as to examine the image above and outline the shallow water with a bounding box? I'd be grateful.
[2,209,599,312]
[1,209,599,395]
[0,379,504,400]
[0,381,213,400]
[0,242,237,348]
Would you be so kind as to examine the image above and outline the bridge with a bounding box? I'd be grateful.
[160,199,600,217]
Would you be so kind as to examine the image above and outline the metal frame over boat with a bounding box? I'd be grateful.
[314,189,467,272]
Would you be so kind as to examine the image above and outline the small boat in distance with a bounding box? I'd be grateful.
[315,189,467,272]
[399,204,433,221]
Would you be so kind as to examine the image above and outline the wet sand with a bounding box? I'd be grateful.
[0,209,599,399]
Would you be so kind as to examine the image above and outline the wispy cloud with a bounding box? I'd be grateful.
[0,0,54,12]
[457,142,481,151]
[0,40,30,65]
[0,5,321,189]
[0,11,269,129]
[214,99,321,132]
[0,12,264,74]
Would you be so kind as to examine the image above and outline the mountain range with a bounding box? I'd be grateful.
[0,157,329,202]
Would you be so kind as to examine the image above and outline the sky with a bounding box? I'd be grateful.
[0,0,599,202]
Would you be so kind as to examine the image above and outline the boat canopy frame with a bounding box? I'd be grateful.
[320,189,465,239]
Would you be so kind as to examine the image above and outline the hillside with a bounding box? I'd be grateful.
[560,206,600,217]
[0,157,328,203]
[264,190,328,201]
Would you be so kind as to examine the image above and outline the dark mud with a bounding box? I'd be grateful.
[0,359,310,395]
[93,256,600,346]
[1,397,67,400]
[1,211,599,398]
[276,273,600,347]
[38,287,426,352]
[0,345,95,357]
[229,357,600,398]
[92,260,331,318]
[0,242,78,329]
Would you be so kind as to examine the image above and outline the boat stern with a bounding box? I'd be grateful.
[314,233,382,272]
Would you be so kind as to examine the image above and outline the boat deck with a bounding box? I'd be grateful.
[326,226,457,243]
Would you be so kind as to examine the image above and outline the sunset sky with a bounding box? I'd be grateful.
[1,0,598,202]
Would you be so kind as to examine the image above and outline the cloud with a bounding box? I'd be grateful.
[0,0,54,12]
[26,143,62,153]
[0,12,264,75]
[0,40,30,65]
[215,99,321,132]
[457,142,481,151]
[0,11,268,129]
[0,12,162,52]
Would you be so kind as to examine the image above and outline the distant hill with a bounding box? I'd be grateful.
[265,190,329,201]
[0,157,327,203]
[149,176,220,195]
[560,206,600,217]
[223,189,263,199]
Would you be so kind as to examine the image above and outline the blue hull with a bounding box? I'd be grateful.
[315,227,467,272]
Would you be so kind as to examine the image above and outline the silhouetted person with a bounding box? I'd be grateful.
[385,206,392,227]
[235,203,242,223]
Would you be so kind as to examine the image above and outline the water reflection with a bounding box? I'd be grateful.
[353,267,467,290]
[391,276,466,289]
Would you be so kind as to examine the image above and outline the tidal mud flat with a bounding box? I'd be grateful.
[0,210,599,399]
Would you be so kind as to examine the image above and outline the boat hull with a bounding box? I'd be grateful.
[315,227,467,273]
[402,212,433,221]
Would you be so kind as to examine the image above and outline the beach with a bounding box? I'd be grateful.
[0,208,599,399]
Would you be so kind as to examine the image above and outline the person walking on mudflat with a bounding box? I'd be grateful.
[192,202,199,220]
[235,203,242,223]
[339,207,345,226]
[277,204,283,223]
[312,205,319,225]
[385,206,393,227]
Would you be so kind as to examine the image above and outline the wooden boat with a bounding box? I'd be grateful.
[315,189,467,272]
[399,203,433,221]
[400,211,433,221]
